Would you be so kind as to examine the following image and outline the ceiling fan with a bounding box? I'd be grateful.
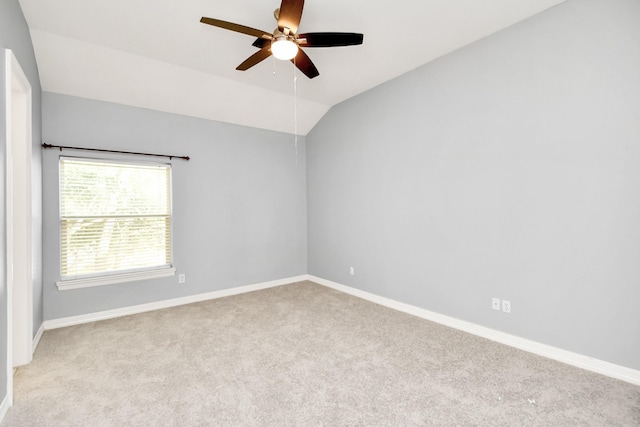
[200,0,364,79]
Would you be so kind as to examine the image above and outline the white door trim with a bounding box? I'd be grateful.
[5,48,34,408]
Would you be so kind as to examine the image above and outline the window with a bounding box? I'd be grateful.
[57,157,175,290]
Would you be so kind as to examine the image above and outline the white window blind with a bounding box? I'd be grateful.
[59,157,172,284]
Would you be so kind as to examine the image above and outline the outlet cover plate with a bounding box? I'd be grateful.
[502,300,511,313]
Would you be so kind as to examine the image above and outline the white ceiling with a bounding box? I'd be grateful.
[19,0,565,135]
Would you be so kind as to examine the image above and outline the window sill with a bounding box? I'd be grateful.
[56,267,176,291]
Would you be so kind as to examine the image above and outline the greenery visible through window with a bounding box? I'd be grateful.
[59,157,172,280]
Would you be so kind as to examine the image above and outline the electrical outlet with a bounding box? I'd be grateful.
[502,300,511,313]
[492,297,501,311]
[178,274,186,284]
[349,267,355,276]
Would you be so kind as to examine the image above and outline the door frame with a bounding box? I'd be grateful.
[4,48,34,406]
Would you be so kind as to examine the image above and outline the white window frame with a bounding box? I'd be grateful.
[56,156,175,290]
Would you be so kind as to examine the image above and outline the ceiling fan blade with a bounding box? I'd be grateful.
[200,17,272,40]
[236,46,273,71]
[278,0,304,34]
[297,32,364,47]
[252,38,269,49]
[291,48,319,79]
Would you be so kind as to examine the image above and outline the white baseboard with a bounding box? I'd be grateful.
[44,275,308,330]
[40,273,640,386]
[309,275,640,386]
[0,394,10,424]
[32,323,45,354]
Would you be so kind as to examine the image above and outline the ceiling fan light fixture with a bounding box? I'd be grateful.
[271,37,298,60]
[200,0,363,79]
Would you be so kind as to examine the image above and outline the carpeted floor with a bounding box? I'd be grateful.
[3,281,640,426]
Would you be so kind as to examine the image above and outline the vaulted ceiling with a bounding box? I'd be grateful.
[19,0,565,135]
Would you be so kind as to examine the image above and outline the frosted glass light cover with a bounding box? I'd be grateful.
[272,39,298,60]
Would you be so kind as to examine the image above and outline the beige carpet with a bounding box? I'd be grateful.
[3,281,639,426]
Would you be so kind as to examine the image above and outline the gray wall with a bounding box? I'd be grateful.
[307,0,640,370]
[42,93,307,320]
[0,0,43,405]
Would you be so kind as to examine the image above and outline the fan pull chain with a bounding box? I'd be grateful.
[293,56,298,165]
[294,77,298,162]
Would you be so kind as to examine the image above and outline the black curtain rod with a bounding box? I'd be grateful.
[42,143,190,161]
